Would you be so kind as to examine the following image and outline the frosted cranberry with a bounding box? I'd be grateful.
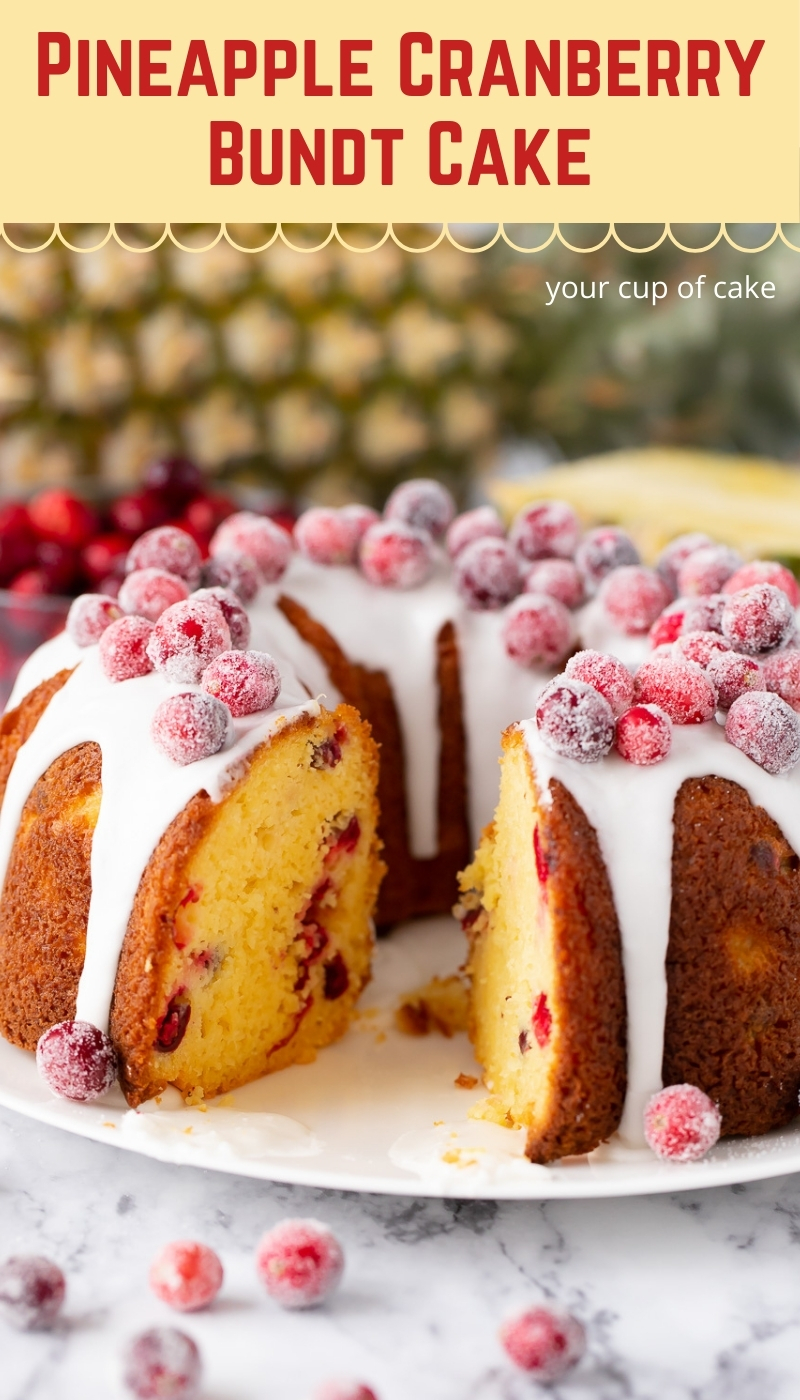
[99,616,155,682]
[446,505,505,559]
[677,543,742,597]
[721,584,795,656]
[152,692,230,766]
[123,1327,202,1400]
[147,599,231,684]
[454,538,521,610]
[359,521,434,590]
[707,651,764,709]
[499,1306,586,1379]
[0,1257,66,1331]
[192,587,250,651]
[510,500,580,562]
[616,704,672,765]
[255,1219,344,1309]
[202,650,281,717]
[723,560,800,607]
[384,478,455,538]
[110,490,171,538]
[675,630,732,669]
[575,525,640,590]
[144,455,204,506]
[523,558,584,609]
[535,678,615,763]
[211,512,292,583]
[314,1384,378,1400]
[67,593,123,647]
[726,691,800,774]
[649,600,688,648]
[119,568,189,623]
[29,489,98,549]
[600,566,672,635]
[564,650,634,717]
[764,650,800,710]
[502,594,572,667]
[634,657,717,724]
[295,507,360,566]
[656,532,713,592]
[682,594,726,635]
[340,503,379,544]
[81,532,129,585]
[149,1242,223,1313]
[644,1084,721,1162]
[201,551,260,602]
[127,526,202,588]
[36,1020,117,1101]
[99,575,122,598]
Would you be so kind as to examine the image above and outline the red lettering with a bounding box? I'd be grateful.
[371,128,403,184]
[468,129,508,184]
[341,40,372,96]
[177,39,218,97]
[332,129,365,184]
[97,40,131,97]
[440,40,472,96]
[399,32,432,96]
[647,40,680,96]
[478,40,519,97]
[304,40,333,96]
[724,39,764,96]
[264,42,297,96]
[224,41,256,97]
[210,121,242,184]
[558,128,590,185]
[139,40,171,96]
[290,128,325,183]
[688,41,720,96]
[567,41,600,96]
[608,39,639,95]
[514,128,549,185]
[78,39,90,96]
[38,32,70,96]
[525,41,560,96]
[251,129,282,185]
[429,121,461,185]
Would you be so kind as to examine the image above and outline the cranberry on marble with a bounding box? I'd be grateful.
[255,1218,344,1309]
[126,526,203,588]
[502,594,572,667]
[149,1242,223,1313]
[523,557,584,609]
[616,704,672,765]
[147,599,231,685]
[152,692,230,766]
[202,650,281,717]
[575,525,640,590]
[0,1256,66,1331]
[644,1084,721,1162]
[634,657,717,724]
[600,566,672,636]
[454,538,521,610]
[201,552,260,602]
[445,505,505,559]
[721,584,796,656]
[211,512,292,583]
[535,678,615,763]
[359,521,434,590]
[725,691,800,774]
[36,1020,117,1101]
[383,478,455,538]
[123,1327,202,1399]
[510,500,581,562]
[67,593,123,647]
[295,508,360,566]
[192,586,250,651]
[565,650,634,717]
[119,569,189,623]
[677,543,742,597]
[707,651,765,710]
[500,1306,586,1379]
[723,560,800,607]
[99,616,155,682]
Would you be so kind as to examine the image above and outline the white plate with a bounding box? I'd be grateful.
[1,916,799,1199]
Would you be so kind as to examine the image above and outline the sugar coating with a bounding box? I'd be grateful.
[677,543,742,597]
[600,566,672,636]
[295,507,361,566]
[192,586,250,651]
[66,593,122,647]
[721,584,796,656]
[202,551,260,602]
[358,521,434,590]
[523,557,584,609]
[151,692,230,766]
[566,650,634,716]
[510,499,580,562]
[723,560,800,607]
[201,650,281,717]
[255,1218,344,1309]
[707,651,765,710]
[502,593,573,667]
[499,1306,586,1379]
[445,505,505,559]
[126,526,202,587]
[123,1327,202,1399]
[210,511,292,583]
[119,568,189,622]
[681,594,726,634]
[0,1256,66,1331]
[675,630,732,669]
[616,704,672,765]
[725,691,800,774]
[383,478,455,538]
[655,532,713,593]
[147,599,231,684]
[36,1020,117,1101]
[314,1384,378,1400]
[99,616,155,682]
[635,656,717,724]
[643,1083,721,1162]
[340,503,380,543]
[649,599,688,648]
[149,1242,223,1313]
[535,677,615,763]
[455,538,521,611]
[575,525,639,590]
[764,650,800,711]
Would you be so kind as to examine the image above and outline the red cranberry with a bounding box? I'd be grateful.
[501,594,572,667]
[499,1306,586,1379]
[764,650,800,711]
[723,560,800,607]
[152,692,230,766]
[644,1084,721,1162]
[0,508,36,585]
[314,1384,378,1400]
[119,569,189,623]
[295,507,360,566]
[656,532,713,592]
[123,1327,202,1399]
[616,704,672,765]
[67,593,123,647]
[725,691,800,774]
[110,490,171,538]
[675,630,732,669]
[677,543,742,597]
[0,1256,66,1331]
[34,540,80,593]
[149,1242,223,1313]
[523,557,583,609]
[323,952,350,1000]
[454,537,521,610]
[531,991,552,1047]
[649,600,689,649]
[383,478,455,538]
[28,489,98,550]
[100,575,122,598]
[182,492,237,537]
[10,569,51,597]
[707,651,765,710]
[36,1020,117,1101]
[359,521,434,590]
[510,500,580,562]
[210,511,292,583]
[99,616,155,682]
[682,594,726,635]
[535,678,615,763]
[147,599,231,684]
[575,525,640,590]
[156,998,191,1052]
[721,584,795,656]
[201,551,260,602]
[81,532,129,585]
[634,657,717,724]
[600,566,672,636]
[126,526,202,588]
[445,505,505,559]
[564,650,634,716]
[143,455,204,506]
[340,503,379,544]
[255,1218,344,1309]
[190,586,249,651]
[202,650,281,717]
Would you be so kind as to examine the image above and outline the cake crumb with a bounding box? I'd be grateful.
[395,975,469,1038]
[184,1086,205,1107]
[455,1072,479,1089]
[469,1094,515,1128]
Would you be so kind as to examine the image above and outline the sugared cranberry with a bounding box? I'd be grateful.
[764,650,800,711]
[210,512,292,583]
[564,650,634,716]
[359,521,434,590]
[723,560,800,607]
[314,1384,378,1400]
[510,500,580,562]
[0,1257,66,1331]
[445,505,505,559]
[634,657,717,724]
[575,525,640,591]
[201,551,260,602]
[143,455,204,506]
[149,1242,223,1313]
[499,1306,586,1379]
[36,1020,117,1101]
[535,678,615,763]
[656,532,713,593]
[454,538,521,610]
[682,594,726,635]
[340,503,379,544]
[67,593,123,647]
[81,532,129,585]
[201,650,281,717]
[677,543,742,597]
[383,478,455,538]
[501,594,572,667]
[600,566,672,636]
[295,508,360,566]
[99,616,155,682]
[123,1327,201,1399]
[675,630,732,669]
[725,691,800,774]
[126,526,202,588]
[152,692,230,766]
[649,600,689,648]
[255,1219,344,1309]
[523,558,584,609]
[721,584,795,656]
[147,599,231,684]
[191,586,250,651]
[28,488,98,550]
[644,1084,721,1162]
[110,490,171,538]
[616,704,672,765]
[119,568,189,623]
[707,652,764,710]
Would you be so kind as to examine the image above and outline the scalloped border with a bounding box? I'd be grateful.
[0,222,796,254]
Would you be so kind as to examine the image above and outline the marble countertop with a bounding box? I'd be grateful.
[1,1105,800,1400]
